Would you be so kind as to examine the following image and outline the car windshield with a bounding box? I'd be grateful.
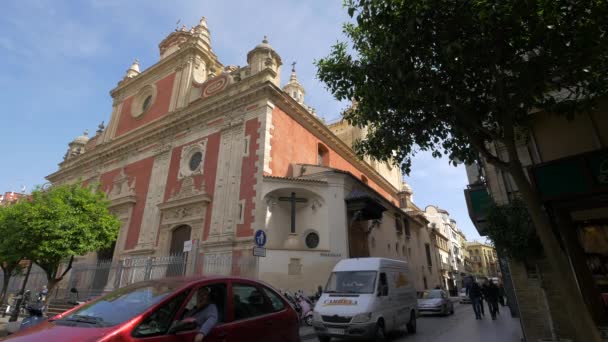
[423,290,443,299]
[325,271,377,294]
[57,282,180,327]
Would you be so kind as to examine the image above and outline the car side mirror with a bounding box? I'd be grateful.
[168,317,198,334]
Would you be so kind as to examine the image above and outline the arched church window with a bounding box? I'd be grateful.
[317,143,329,166]
[371,237,376,249]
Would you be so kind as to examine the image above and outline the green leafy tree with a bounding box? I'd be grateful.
[0,204,25,304]
[317,0,608,340]
[8,183,120,294]
[485,199,543,261]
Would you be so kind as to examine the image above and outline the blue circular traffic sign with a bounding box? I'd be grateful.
[254,230,267,247]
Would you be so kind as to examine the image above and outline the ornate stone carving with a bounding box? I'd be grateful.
[108,169,135,200]
[171,175,206,200]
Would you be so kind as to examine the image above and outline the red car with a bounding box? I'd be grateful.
[5,276,300,342]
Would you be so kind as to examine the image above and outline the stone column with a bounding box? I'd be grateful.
[135,145,172,252]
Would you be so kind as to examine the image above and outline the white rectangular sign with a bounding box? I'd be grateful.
[253,246,266,257]
[183,240,193,252]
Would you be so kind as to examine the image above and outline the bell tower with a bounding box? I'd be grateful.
[282,62,305,104]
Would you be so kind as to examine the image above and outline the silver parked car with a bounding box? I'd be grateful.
[417,289,454,316]
[459,288,471,304]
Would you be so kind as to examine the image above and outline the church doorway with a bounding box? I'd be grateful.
[91,242,115,294]
[168,225,191,276]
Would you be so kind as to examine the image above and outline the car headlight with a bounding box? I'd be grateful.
[351,312,372,323]
[313,311,322,322]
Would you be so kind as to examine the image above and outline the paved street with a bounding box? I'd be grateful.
[304,302,524,342]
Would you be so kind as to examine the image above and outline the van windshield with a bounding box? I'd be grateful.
[325,271,377,294]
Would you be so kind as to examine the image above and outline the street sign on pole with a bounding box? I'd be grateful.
[254,230,267,247]
[253,246,266,257]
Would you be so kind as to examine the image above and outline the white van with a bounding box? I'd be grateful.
[312,257,418,341]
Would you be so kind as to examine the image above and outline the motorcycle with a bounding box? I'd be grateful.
[296,294,314,326]
[19,302,47,331]
[283,291,302,319]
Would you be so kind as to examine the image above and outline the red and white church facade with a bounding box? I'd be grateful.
[47,17,435,293]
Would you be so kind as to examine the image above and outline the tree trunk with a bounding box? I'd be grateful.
[0,271,10,304]
[508,163,601,342]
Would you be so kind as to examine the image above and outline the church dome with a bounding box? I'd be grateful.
[254,36,273,50]
[247,36,282,66]
[400,182,413,193]
[72,130,89,145]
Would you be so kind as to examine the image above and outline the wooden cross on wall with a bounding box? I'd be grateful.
[278,192,308,234]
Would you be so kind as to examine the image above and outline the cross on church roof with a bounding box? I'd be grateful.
[291,61,296,72]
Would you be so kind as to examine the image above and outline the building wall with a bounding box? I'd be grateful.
[99,157,155,251]
[115,73,177,138]
[533,110,606,162]
[509,258,576,341]
[268,107,399,205]
[327,120,403,190]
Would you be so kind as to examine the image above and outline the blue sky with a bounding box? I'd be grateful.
[0,0,481,241]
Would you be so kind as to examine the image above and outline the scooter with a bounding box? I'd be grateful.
[297,294,314,326]
[19,302,47,331]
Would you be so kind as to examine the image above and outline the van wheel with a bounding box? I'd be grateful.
[406,310,417,334]
[318,336,331,342]
[374,320,386,341]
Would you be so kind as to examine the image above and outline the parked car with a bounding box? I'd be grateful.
[417,289,454,316]
[459,288,471,304]
[5,276,300,342]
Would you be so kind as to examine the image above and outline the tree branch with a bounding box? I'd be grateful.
[58,256,75,281]
[461,123,509,170]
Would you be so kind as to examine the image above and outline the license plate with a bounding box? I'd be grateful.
[328,328,345,335]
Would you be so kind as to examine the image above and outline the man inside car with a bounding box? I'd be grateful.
[184,287,218,342]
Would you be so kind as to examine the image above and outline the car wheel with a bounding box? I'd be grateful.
[450,306,454,315]
[406,310,417,334]
[318,336,331,342]
[374,320,386,342]
[305,315,313,326]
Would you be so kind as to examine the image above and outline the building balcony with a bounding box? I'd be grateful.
[463,183,492,236]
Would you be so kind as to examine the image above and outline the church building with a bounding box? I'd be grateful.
[47,17,432,293]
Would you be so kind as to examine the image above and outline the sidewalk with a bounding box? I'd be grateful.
[0,315,22,338]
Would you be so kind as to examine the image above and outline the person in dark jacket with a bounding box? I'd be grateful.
[498,283,506,307]
[482,281,500,320]
[469,282,483,320]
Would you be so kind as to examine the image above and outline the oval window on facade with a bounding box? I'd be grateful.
[189,151,203,171]
[305,232,320,249]
[142,95,153,112]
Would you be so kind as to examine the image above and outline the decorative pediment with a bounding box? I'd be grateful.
[158,176,211,223]
[108,169,137,208]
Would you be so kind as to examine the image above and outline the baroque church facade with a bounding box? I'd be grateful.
[47,17,438,293]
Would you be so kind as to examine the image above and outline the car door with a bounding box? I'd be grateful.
[130,288,192,342]
[214,281,284,342]
[175,281,229,342]
[377,272,391,327]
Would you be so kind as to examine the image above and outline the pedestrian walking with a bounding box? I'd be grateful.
[469,282,483,320]
[498,283,506,307]
[483,281,500,320]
